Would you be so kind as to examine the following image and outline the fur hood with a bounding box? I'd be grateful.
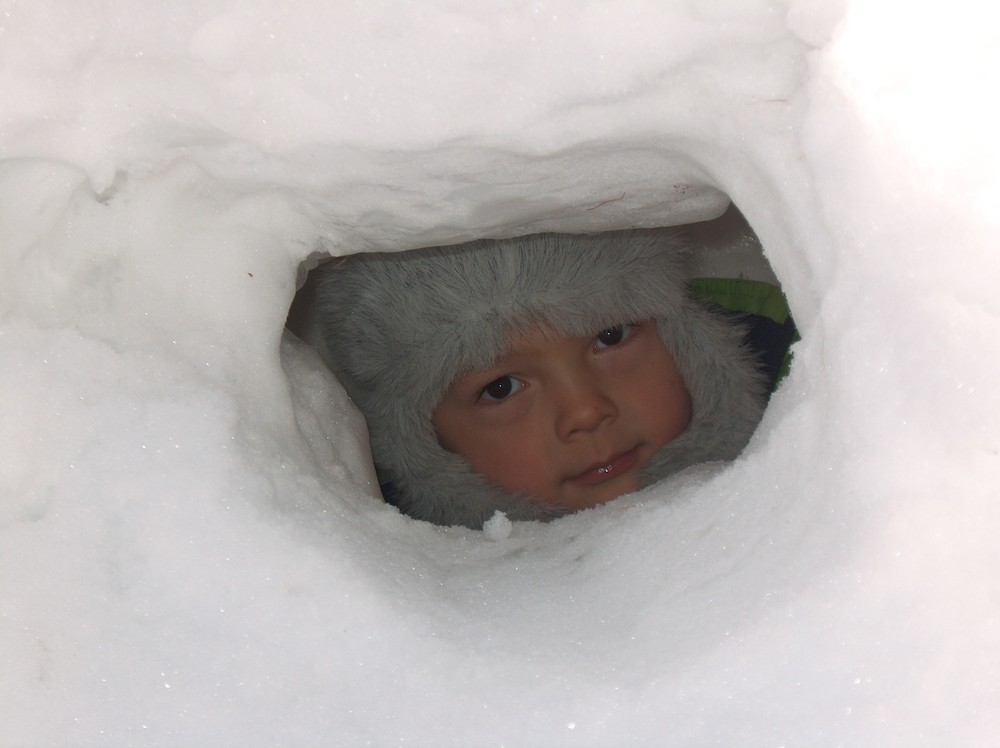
[315,230,766,529]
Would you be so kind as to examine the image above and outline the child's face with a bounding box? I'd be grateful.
[432,319,691,512]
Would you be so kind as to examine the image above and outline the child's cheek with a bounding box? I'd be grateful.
[473,388,534,425]
[470,395,546,461]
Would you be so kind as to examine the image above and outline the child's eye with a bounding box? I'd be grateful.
[479,375,523,402]
[595,323,634,349]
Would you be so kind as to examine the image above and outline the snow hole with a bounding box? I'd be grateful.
[285,202,792,527]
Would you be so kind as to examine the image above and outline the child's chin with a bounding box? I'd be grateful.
[559,478,642,512]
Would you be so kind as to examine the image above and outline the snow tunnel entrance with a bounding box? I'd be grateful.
[284,202,795,529]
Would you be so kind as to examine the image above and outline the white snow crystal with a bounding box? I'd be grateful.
[482,510,514,542]
[2,0,999,746]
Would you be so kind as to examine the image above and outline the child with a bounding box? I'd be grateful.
[316,229,784,529]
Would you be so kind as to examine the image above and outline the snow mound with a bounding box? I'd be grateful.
[2,1,999,745]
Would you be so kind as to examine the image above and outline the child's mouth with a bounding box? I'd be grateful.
[569,448,640,486]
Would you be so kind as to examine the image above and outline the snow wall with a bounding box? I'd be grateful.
[2,1,999,745]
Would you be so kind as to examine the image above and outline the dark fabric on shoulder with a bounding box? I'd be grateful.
[738,313,798,391]
[689,277,798,394]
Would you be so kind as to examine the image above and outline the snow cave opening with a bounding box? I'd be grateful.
[284,200,794,527]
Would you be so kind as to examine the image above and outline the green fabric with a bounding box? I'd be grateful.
[688,277,791,325]
[690,277,797,387]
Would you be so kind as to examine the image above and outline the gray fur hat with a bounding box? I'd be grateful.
[315,230,766,529]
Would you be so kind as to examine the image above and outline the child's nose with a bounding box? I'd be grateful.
[554,375,617,440]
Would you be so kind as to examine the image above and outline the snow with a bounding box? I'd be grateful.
[2,0,999,745]
[482,511,513,542]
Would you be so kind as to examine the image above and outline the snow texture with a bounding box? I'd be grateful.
[483,511,514,542]
[2,0,999,745]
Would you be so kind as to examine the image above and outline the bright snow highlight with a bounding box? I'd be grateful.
[2,1,999,745]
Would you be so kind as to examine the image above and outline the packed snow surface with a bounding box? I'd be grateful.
[2,1,999,745]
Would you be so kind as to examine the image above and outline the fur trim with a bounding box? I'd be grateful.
[316,230,767,529]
